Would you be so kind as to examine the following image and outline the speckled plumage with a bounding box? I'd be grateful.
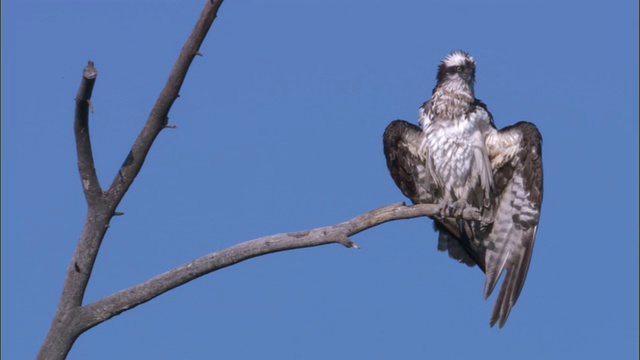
[383,50,543,328]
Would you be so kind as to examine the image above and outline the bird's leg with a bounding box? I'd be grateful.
[436,199,464,218]
[436,199,482,221]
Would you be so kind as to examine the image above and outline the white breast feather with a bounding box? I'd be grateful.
[422,111,493,201]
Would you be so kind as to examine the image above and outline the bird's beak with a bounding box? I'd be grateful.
[460,71,474,82]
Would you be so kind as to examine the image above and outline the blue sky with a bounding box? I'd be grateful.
[2,1,638,359]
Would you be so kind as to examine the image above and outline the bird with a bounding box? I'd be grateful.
[382,50,543,328]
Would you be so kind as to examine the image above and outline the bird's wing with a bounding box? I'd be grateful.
[483,121,543,328]
[383,119,434,204]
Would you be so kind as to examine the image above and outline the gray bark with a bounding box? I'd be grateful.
[36,1,479,358]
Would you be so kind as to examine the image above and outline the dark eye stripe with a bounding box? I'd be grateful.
[448,62,475,74]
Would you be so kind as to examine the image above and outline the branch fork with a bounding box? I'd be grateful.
[37,1,479,358]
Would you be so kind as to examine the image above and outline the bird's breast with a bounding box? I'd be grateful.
[424,117,490,200]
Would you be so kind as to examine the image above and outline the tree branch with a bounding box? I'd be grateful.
[74,61,103,207]
[37,2,225,359]
[41,0,483,358]
[104,0,224,207]
[80,202,471,328]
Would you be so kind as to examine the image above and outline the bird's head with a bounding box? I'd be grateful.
[435,50,476,94]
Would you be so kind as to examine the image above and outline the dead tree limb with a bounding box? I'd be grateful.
[38,0,481,358]
[37,1,225,359]
[74,61,101,205]
[80,202,475,327]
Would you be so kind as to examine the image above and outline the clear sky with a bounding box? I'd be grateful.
[2,1,638,359]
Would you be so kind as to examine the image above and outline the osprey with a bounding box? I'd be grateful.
[383,50,543,328]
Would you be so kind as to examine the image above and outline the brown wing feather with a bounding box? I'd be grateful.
[383,120,432,204]
[483,121,543,328]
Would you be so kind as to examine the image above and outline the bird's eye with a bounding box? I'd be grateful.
[456,66,462,72]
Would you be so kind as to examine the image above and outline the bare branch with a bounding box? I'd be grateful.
[38,2,225,359]
[80,202,467,328]
[41,0,483,358]
[74,61,103,207]
[104,0,224,207]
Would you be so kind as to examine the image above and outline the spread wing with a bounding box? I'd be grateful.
[382,120,434,204]
[383,119,479,267]
[483,121,543,328]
